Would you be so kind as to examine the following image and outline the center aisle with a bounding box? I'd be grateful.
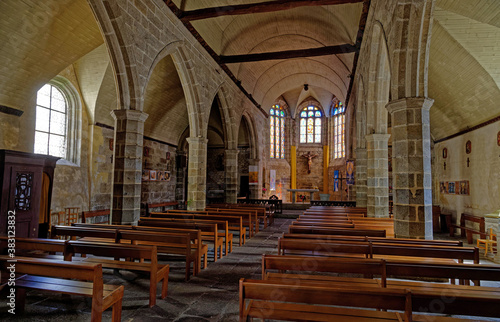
[124,218,293,321]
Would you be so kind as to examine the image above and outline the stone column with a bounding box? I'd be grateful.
[110,109,148,225]
[387,98,433,239]
[225,149,239,203]
[175,150,187,206]
[355,148,367,207]
[365,134,390,218]
[248,159,260,199]
[186,137,208,210]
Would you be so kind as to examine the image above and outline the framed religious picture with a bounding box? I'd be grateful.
[166,151,171,160]
[142,169,150,182]
[109,138,114,151]
[442,148,447,159]
[465,140,471,154]
[460,180,470,195]
[497,131,500,146]
[165,171,171,181]
[444,182,449,194]
[439,182,446,194]
[346,160,355,185]
[157,170,165,181]
[143,146,150,157]
[149,170,157,181]
[448,182,455,194]
[455,181,460,195]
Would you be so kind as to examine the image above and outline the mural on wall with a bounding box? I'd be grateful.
[249,166,258,185]
[465,140,472,154]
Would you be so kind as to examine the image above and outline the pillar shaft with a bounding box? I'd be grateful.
[110,109,148,225]
[249,159,260,199]
[187,137,208,210]
[225,149,239,203]
[387,97,433,239]
[355,148,367,207]
[366,134,390,218]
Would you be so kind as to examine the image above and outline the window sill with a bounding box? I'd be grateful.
[56,158,79,167]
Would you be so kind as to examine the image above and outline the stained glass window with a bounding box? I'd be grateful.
[299,105,322,143]
[333,102,345,159]
[34,84,67,158]
[269,105,285,159]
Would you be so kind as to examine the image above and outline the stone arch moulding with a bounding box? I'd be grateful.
[355,75,367,149]
[209,85,237,150]
[170,46,205,138]
[391,0,434,99]
[366,21,391,135]
[87,0,141,111]
[240,111,258,160]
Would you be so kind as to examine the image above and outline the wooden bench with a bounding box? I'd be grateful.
[163,211,246,246]
[0,256,124,321]
[138,218,223,262]
[288,225,387,237]
[207,209,259,236]
[449,213,486,244]
[147,214,233,255]
[240,278,414,322]
[0,236,67,257]
[145,201,179,217]
[51,225,203,281]
[291,220,355,229]
[83,209,111,224]
[207,204,273,228]
[65,240,169,307]
[278,238,479,263]
[262,254,500,311]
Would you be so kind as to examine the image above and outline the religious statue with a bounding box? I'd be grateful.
[301,151,318,174]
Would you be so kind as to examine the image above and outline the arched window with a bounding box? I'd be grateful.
[34,77,81,164]
[299,105,322,143]
[34,84,67,158]
[269,105,285,159]
[333,102,345,158]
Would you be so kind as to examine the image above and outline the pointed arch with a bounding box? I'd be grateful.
[240,111,258,160]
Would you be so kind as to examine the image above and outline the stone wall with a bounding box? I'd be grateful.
[434,121,500,227]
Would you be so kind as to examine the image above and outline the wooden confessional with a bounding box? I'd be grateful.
[0,150,58,238]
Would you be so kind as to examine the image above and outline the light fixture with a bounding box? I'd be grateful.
[304,84,309,91]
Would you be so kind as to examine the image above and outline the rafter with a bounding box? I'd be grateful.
[179,0,364,21]
[219,44,357,64]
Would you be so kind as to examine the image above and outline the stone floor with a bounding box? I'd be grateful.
[1,213,499,321]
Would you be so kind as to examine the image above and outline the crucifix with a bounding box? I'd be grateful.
[301,151,318,174]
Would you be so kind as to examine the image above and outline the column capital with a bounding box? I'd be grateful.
[111,109,148,122]
[386,97,434,114]
[365,133,391,142]
[186,136,208,145]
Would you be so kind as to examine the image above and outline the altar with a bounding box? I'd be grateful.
[287,189,319,204]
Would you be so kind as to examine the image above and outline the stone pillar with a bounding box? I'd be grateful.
[248,159,260,199]
[355,148,367,207]
[387,98,433,239]
[110,109,148,225]
[186,137,208,211]
[365,134,390,218]
[225,149,239,203]
[175,150,187,206]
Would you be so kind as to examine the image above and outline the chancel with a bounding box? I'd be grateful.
[1,0,500,321]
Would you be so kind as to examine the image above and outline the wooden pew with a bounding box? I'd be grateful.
[208,204,273,228]
[291,220,355,229]
[0,236,67,257]
[51,225,202,280]
[278,238,479,263]
[70,223,210,272]
[239,278,414,322]
[83,209,110,224]
[138,218,223,262]
[281,233,463,247]
[0,256,124,321]
[146,214,232,255]
[168,209,253,240]
[449,213,486,243]
[289,225,387,237]
[65,240,169,307]
[145,201,179,216]
[207,209,258,236]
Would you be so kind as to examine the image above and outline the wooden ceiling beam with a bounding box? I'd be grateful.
[179,0,364,21]
[219,44,357,64]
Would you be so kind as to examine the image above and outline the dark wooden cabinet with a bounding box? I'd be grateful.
[0,150,58,238]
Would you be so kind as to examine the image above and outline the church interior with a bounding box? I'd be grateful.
[1,0,500,320]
